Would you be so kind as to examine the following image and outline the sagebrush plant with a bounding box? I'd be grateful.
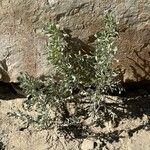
[8,11,123,135]
[94,12,120,93]
[89,11,124,123]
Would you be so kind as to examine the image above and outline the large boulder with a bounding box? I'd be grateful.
[0,0,149,82]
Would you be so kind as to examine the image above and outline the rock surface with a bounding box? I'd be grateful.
[0,0,150,82]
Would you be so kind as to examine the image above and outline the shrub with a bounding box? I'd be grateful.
[94,11,121,94]
[8,11,123,136]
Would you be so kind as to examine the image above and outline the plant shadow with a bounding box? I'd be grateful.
[127,49,150,82]
[0,81,25,100]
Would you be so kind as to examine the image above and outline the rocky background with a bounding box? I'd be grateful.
[0,0,149,82]
[0,0,150,150]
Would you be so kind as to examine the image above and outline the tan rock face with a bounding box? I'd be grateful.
[0,0,51,82]
[0,0,149,82]
[117,26,150,82]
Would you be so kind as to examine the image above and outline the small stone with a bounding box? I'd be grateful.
[67,102,76,116]
[81,139,94,150]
